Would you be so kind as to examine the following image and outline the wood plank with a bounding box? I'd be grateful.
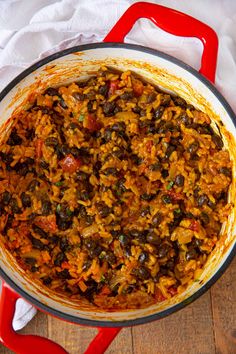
[211,258,236,354]
[48,316,132,354]
[132,291,215,354]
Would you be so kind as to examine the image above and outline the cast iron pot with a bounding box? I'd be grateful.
[0,2,235,354]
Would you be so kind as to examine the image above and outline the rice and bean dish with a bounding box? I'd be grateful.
[0,67,232,309]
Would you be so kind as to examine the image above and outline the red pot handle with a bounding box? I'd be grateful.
[0,281,121,354]
[104,1,218,83]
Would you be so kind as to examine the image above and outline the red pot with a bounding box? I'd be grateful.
[0,2,235,354]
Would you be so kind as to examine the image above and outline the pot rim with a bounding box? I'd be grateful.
[0,42,235,327]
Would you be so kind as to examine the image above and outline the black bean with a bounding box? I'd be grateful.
[175,174,185,187]
[119,234,130,246]
[41,200,52,215]
[188,141,199,154]
[89,245,103,257]
[154,106,165,120]
[42,277,52,285]
[85,214,94,226]
[103,101,116,116]
[32,225,49,241]
[60,237,71,252]
[152,212,162,227]
[140,193,154,201]
[2,191,12,205]
[45,87,59,96]
[147,92,156,103]
[130,154,143,165]
[57,269,70,279]
[165,145,175,159]
[212,134,223,149]
[57,218,72,231]
[186,249,197,261]
[161,169,169,179]
[129,229,146,243]
[7,128,22,146]
[54,252,67,266]
[96,202,111,218]
[31,266,38,273]
[133,266,150,280]
[103,128,112,142]
[111,122,126,133]
[103,167,118,176]
[27,179,40,192]
[166,260,175,269]
[69,122,80,130]
[25,257,36,265]
[59,98,68,109]
[105,251,116,265]
[31,237,45,250]
[162,95,171,106]
[112,148,126,160]
[20,192,31,208]
[138,251,149,263]
[178,113,192,126]
[140,207,150,217]
[157,121,175,134]
[162,194,172,204]
[72,92,85,101]
[87,101,95,113]
[149,162,161,171]
[9,198,21,214]
[0,152,14,165]
[146,232,161,246]
[199,212,210,226]
[197,194,209,207]
[77,190,90,201]
[98,82,109,97]
[25,128,35,140]
[124,246,131,257]
[157,244,170,258]
[45,137,58,147]
[69,147,80,158]
[132,106,141,114]
[172,96,187,108]
[39,159,49,170]
[114,105,122,114]
[51,235,59,244]
[219,167,231,177]
[76,171,89,181]
[82,260,92,271]
[120,91,134,100]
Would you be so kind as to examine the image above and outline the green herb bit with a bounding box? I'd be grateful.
[56,204,61,212]
[100,275,106,283]
[54,181,63,186]
[167,181,174,190]
[66,209,73,216]
[99,251,106,259]
[175,208,181,214]
[78,114,85,122]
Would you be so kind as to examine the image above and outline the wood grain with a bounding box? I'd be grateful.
[211,257,236,354]
[1,260,236,354]
[132,292,215,354]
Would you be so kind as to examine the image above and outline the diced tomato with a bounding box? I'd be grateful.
[85,114,102,132]
[35,215,57,233]
[167,190,183,201]
[189,220,200,232]
[35,139,43,158]
[146,140,153,153]
[132,79,144,97]
[168,286,178,296]
[61,261,70,269]
[60,154,82,173]
[154,288,166,302]
[109,80,119,96]
[100,285,111,296]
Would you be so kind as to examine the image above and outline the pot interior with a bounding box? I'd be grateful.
[0,44,235,325]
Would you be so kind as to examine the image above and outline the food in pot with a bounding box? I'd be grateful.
[0,67,232,309]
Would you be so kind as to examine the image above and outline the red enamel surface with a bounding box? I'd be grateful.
[104,1,218,83]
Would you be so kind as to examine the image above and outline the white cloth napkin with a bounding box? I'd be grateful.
[0,0,236,331]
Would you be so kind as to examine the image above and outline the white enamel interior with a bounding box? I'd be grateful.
[0,45,235,323]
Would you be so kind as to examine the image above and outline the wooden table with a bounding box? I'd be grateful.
[1,257,236,354]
